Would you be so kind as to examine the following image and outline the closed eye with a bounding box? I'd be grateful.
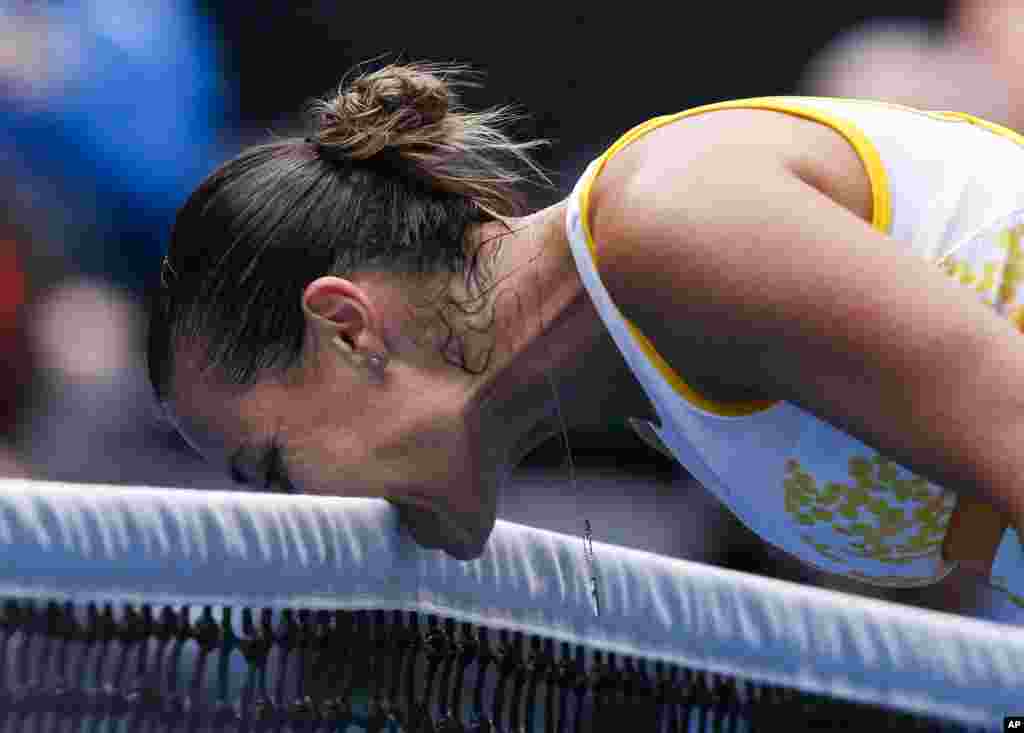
[228,440,295,494]
[229,464,247,485]
[262,441,296,494]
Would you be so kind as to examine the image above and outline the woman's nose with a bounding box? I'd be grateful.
[392,501,487,560]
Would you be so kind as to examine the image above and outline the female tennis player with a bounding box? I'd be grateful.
[151,61,1024,599]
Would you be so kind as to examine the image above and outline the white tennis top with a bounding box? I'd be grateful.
[565,97,1024,596]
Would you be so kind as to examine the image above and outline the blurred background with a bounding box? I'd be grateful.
[2,0,1023,623]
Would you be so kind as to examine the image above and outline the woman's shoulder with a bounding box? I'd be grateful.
[586,102,874,235]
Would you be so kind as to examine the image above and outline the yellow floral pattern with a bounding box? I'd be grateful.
[937,222,1024,317]
[782,221,1024,584]
[784,455,955,582]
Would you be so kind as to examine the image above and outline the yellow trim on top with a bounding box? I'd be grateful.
[576,97,893,417]
[928,110,1024,147]
[789,95,1024,148]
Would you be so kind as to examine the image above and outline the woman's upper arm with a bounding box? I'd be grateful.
[589,148,1024,518]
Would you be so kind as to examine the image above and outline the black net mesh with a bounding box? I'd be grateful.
[0,597,984,732]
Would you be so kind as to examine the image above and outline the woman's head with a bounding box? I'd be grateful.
[148,62,553,558]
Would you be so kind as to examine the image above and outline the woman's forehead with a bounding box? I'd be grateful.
[168,352,280,464]
[161,394,233,467]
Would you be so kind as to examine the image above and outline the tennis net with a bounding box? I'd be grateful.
[0,478,1020,731]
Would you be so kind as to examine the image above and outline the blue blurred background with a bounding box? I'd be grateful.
[3,0,1023,622]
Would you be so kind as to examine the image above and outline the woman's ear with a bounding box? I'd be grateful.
[302,277,360,324]
[302,277,374,352]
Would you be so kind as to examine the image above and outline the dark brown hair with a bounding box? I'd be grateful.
[148,61,552,402]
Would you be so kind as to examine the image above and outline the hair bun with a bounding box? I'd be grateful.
[312,64,452,161]
[304,60,552,215]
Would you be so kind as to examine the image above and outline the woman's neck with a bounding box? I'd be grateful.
[469,200,659,458]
